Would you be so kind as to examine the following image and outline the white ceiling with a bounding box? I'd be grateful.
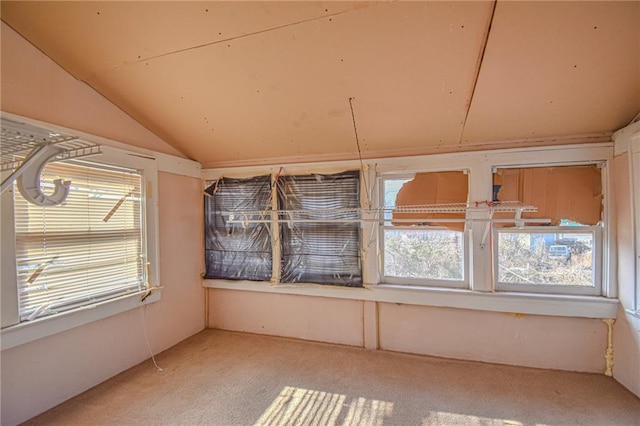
[1,1,639,167]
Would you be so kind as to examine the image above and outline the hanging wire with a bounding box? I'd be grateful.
[348,97,371,209]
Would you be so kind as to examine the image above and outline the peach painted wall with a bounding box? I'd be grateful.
[0,23,204,425]
[378,303,605,372]
[208,289,364,347]
[612,153,640,398]
[0,22,185,158]
[613,308,640,398]
[207,289,608,373]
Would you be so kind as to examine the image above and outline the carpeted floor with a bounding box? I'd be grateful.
[24,329,640,425]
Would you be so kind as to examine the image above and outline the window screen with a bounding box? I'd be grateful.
[277,171,362,287]
[204,176,272,281]
[14,160,145,321]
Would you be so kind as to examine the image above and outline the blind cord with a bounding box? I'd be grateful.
[140,302,163,372]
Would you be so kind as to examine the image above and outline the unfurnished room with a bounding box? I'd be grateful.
[1,1,640,425]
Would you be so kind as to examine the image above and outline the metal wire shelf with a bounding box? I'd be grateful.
[1,117,101,173]
[219,202,543,225]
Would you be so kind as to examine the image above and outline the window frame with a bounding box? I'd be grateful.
[490,161,607,297]
[203,175,273,282]
[202,170,364,287]
[493,225,603,296]
[633,139,640,313]
[378,172,470,289]
[276,170,363,287]
[1,145,161,349]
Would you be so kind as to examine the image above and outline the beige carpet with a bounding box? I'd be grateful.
[24,329,640,426]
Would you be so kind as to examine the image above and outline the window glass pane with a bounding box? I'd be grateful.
[497,231,594,287]
[383,178,409,217]
[14,161,145,321]
[278,171,362,287]
[204,176,272,281]
[384,229,464,280]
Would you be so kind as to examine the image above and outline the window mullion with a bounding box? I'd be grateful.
[362,167,379,285]
[468,209,494,292]
[469,162,494,292]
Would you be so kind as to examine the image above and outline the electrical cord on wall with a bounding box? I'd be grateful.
[140,302,163,372]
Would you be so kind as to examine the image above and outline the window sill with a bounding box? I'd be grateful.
[203,279,618,319]
[0,290,161,351]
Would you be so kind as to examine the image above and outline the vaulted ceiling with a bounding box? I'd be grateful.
[1,1,639,167]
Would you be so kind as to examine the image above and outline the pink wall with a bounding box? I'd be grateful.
[378,303,605,372]
[612,153,640,398]
[208,289,364,347]
[0,22,185,158]
[613,308,640,397]
[0,22,204,425]
[207,289,609,373]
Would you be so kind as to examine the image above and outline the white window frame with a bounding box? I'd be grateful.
[630,136,640,314]
[378,172,470,289]
[493,226,603,296]
[1,145,161,350]
[489,161,608,297]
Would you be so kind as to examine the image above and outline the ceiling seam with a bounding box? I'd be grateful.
[120,4,390,70]
[458,0,498,145]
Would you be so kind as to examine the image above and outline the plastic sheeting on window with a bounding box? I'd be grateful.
[493,165,603,226]
[204,175,272,281]
[392,171,468,231]
[277,171,362,287]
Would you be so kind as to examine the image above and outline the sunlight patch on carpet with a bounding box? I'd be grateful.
[254,386,394,426]
[423,411,528,426]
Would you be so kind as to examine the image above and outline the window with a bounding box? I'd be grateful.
[380,171,468,287]
[204,176,272,281]
[493,165,603,295]
[1,153,155,328]
[277,171,362,287]
[202,144,617,318]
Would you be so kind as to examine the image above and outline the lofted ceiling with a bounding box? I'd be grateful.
[1,1,639,168]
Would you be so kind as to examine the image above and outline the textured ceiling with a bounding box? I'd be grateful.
[1,1,639,167]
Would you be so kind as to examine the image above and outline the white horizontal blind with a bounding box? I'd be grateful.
[14,160,145,321]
